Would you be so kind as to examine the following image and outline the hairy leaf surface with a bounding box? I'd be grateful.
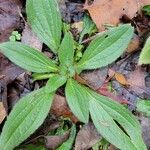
[0,88,54,150]
[65,79,89,123]
[88,89,147,150]
[77,24,134,73]
[26,0,62,53]
[89,100,137,150]
[45,74,67,93]
[58,32,74,66]
[0,42,58,73]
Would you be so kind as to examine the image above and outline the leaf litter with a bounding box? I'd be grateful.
[75,122,101,150]
[84,0,150,31]
[0,0,150,149]
[0,102,6,124]
[0,0,22,42]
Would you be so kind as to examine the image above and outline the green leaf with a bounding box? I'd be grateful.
[58,32,74,66]
[45,74,67,93]
[142,5,150,16]
[32,73,55,81]
[139,36,150,64]
[65,79,89,123]
[0,88,55,150]
[77,24,134,73]
[9,36,16,42]
[0,42,58,73]
[12,31,21,41]
[79,15,97,43]
[57,124,76,150]
[26,0,62,53]
[137,100,150,117]
[89,100,136,150]
[88,89,147,150]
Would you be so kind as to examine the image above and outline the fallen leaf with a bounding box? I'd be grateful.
[75,122,101,150]
[127,34,140,53]
[110,52,150,109]
[115,72,127,85]
[0,76,7,113]
[39,118,60,135]
[45,131,70,150]
[7,87,20,109]
[21,24,43,51]
[0,54,24,112]
[58,0,71,23]
[0,0,22,42]
[1,64,24,83]
[85,0,150,30]
[127,67,149,96]
[58,0,84,23]
[51,94,78,123]
[80,67,108,90]
[0,0,24,111]
[0,102,6,124]
[97,83,130,105]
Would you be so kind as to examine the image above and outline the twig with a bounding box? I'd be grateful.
[81,31,106,44]
[17,6,26,24]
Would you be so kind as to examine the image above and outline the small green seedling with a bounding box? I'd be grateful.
[9,31,21,42]
[0,0,147,150]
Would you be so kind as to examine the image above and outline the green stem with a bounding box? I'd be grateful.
[32,73,55,81]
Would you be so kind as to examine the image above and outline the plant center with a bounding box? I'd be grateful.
[59,64,75,78]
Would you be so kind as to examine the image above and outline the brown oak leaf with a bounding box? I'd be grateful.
[84,0,150,30]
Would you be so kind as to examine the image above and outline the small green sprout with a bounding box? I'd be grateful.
[9,31,21,42]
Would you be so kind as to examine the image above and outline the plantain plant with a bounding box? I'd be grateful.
[0,0,147,150]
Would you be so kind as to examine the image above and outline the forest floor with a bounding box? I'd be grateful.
[0,0,150,149]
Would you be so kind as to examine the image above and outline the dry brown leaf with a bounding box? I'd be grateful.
[126,34,140,53]
[115,72,127,85]
[0,0,22,42]
[51,94,78,123]
[21,24,43,51]
[109,145,117,150]
[45,131,70,149]
[75,123,101,150]
[80,67,108,90]
[85,0,150,30]
[0,102,6,124]
[126,67,147,95]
